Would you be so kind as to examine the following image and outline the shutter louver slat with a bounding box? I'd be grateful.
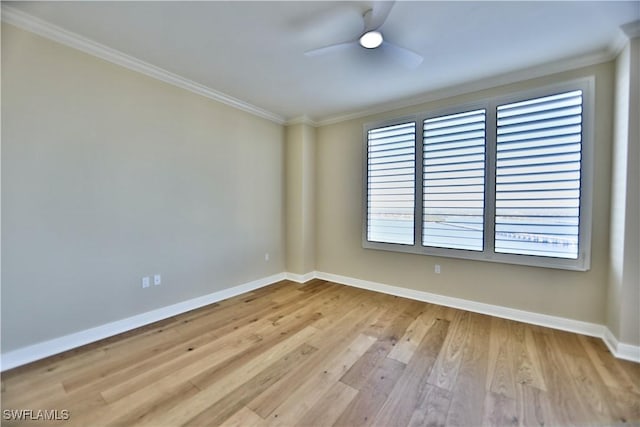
[495,90,582,259]
[367,122,416,245]
[423,109,486,251]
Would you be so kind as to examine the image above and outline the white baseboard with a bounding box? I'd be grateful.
[603,328,640,363]
[3,270,638,371]
[314,271,640,363]
[0,273,286,372]
[284,271,317,283]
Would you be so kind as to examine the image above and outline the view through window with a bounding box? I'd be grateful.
[363,80,592,270]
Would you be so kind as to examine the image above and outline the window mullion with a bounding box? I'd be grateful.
[414,120,423,248]
[485,103,497,256]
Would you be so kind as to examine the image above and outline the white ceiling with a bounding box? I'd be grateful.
[4,1,639,123]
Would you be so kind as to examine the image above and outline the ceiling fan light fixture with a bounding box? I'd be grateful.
[359,30,383,49]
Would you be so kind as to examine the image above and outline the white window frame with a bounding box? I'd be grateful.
[362,77,594,271]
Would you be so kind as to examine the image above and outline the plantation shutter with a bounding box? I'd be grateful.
[422,109,486,251]
[366,122,416,245]
[495,90,583,259]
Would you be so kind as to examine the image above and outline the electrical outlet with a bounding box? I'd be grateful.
[435,264,441,274]
[154,274,161,286]
[142,276,150,288]
[264,253,270,261]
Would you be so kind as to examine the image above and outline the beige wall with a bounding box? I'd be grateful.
[285,123,316,275]
[316,62,614,324]
[608,36,640,346]
[2,19,634,356]
[1,24,285,351]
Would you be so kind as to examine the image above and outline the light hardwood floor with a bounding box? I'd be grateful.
[2,280,639,426]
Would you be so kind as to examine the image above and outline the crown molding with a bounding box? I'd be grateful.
[2,5,632,130]
[621,20,640,39]
[608,20,640,57]
[1,5,286,125]
[315,48,617,127]
[284,115,319,127]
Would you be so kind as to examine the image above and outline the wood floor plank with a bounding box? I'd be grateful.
[486,317,517,399]
[266,282,340,323]
[310,288,376,332]
[427,310,470,391]
[100,307,310,404]
[1,380,67,409]
[219,407,266,427]
[64,330,214,398]
[531,331,595,426]
[65,374,199,427]
[263,333,376,426]
[182,343,318,426]
[551,329,592,359]
[56,284,296,396]
[562,355,619,425]
[334,357,405,426]
[407,384,452,427]
[296,381,359,427]
[2,280,638,427]
[445,312,491,427]
[100,380,200,427]
[482,391,518,427]
[387,304,438,364]
[364,297,424,345]
[370,318,450,427]
[578,334,640,394]
[515,383,558,427]
[607,385,640,425]
[134,325,320,427]
[509,321,547,391]
[247,303,379,418]
[187,310,323,391]
[340,299,419,390]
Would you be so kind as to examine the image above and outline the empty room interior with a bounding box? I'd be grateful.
[1,1,639,426]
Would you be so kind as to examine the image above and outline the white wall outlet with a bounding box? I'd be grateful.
[264,253,270,261]
[435,264,441,274]
[142,276,150,288]
[154,274,161,286]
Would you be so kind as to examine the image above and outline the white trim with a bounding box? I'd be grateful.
[316,50,616,127]
[0,5,286,125]
[621,20,640,40]
[609,21,640,57]
[0,273,286,372]
[616,343,640,363]
[2,270,637,371]
[285,116,319,127]
[314,271,640,363]
[284,271,316,283]
[315,272,604,336]
[603,328,640,363]
[361,79,594,272]
[1,5,624,129]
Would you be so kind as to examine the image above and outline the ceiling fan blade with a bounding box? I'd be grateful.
[381,42,424,69]
[365,1,396,31]
[294,4,364,46]
[304,41,359,57]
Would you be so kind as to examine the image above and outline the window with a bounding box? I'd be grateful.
[366,122,416,245]
[495,90,583,259]
[423,109,486,251]
[363,79,593,271]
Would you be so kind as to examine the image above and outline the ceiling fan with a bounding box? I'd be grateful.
[304,1,424,69]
